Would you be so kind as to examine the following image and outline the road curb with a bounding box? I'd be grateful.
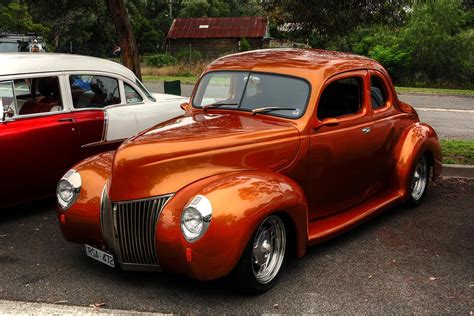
[442,164,474,178]
[0,299,161,315]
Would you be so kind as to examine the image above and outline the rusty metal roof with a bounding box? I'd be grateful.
[167,16,268,39]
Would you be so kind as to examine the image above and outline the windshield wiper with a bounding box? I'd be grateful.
[251,107,299,115]
[202,102,238,110]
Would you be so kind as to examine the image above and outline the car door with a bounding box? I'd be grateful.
[307,71,377,219]
[124,80,185,132]
[66,73,139,143]
[0,75,80,207]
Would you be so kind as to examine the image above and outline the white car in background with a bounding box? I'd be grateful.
[0,53,186,207]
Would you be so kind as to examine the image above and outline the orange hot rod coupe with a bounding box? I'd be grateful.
[57,49,442,293]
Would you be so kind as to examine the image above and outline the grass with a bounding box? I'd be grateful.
[142,75,198,85]
[395,86,474,96]
[441,140,474,165]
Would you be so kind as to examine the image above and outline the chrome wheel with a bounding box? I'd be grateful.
[411,155,428,201]
[252,215,286,284]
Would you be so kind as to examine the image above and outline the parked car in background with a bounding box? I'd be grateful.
[0,53,187,208]
[0,33,47,52]
[57,49,442,293]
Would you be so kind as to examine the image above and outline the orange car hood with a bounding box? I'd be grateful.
[108,112,300,201]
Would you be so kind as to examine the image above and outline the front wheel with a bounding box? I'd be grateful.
[406,154,430,207]
[231,215,287,294]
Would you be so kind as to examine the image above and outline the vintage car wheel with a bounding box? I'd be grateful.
[407,154,430,206]
[231,215,287,294]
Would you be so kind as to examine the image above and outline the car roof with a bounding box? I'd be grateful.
[0,53,136,78]
[205,48,388,81]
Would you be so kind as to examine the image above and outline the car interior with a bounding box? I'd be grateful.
[16,77,63,115]
[317,77,362,120]
[70,75,121,108]
[370,76,387,109]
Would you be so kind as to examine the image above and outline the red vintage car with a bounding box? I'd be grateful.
[0,53,186,208]
[57,49,442,293]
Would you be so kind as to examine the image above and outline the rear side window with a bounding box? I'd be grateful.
[370,75,388,109]
[124,83,143,104]
[317,77,362,120]
[69,75,120,108]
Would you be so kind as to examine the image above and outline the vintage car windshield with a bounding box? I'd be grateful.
[135,78,156,102]
[193,71,310,119]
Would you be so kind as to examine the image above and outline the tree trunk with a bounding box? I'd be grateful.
[106,0,142,80]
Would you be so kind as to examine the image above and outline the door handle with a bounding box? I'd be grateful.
[57,117,74,123]
[361,127,371,134]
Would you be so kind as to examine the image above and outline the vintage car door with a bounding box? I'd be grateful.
[66,73,139,144]
[0,75,80,207]
[308,70,380,219]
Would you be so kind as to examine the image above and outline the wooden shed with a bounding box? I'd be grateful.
[166,16,270,58]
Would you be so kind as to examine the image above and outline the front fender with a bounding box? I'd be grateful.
[156,170,308,281]
[393,123,442,199]
[58,151,115,244]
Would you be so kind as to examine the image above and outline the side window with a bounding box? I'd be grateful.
[124,83,143,104]
[317,77,362,120]
[12,76,63,116]
[69,75,120,108]
[370,75,388,109]
[0,81,16,118]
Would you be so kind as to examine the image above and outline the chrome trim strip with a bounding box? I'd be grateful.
[102,110,109,141]
[81,138,124,149]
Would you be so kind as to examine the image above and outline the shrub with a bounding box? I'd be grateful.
[239,37,251,51]
[175,49,203,63]
[145,54,177,67]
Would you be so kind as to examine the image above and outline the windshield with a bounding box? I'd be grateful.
[193,71,310,119]
[135,78,156,102]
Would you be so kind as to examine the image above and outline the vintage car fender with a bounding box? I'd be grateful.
[393,122,442,199]
[58,151,115,245]
[155,170,308,281]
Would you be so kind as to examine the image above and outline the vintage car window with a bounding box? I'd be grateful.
[193,71,310,119]
[135,79,156,102]
[13,76,63,116]
[370,75,388,109]
[0,81,17,117]
[69,75,121,108]
[317,77,363,120]
[124,82,143,104]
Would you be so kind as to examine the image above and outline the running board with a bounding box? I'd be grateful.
[307,191,402,246]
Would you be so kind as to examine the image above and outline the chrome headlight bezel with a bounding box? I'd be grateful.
[181,195,212,242]
[56,169,81,211]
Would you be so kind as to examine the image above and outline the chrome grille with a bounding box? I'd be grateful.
[100,188,172,268]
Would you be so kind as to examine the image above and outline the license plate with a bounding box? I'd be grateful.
[85,245,115,268]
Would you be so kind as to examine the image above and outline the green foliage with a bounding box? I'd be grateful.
[179,0,211,18]
[145,54,177,67]
[0,2,49,34]
[175,49,203,63]
[239,37,251,52]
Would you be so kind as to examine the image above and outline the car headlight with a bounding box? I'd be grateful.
[181,195,212,242]
[56,169,81,210]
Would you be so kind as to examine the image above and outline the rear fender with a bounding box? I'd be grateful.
[156,170,308,281]
[393,123,442,199]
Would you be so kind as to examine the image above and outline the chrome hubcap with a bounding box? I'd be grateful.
[252,216,286,284]
[411,156,428,201]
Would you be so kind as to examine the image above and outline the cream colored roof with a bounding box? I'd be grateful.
[0,53,136,79]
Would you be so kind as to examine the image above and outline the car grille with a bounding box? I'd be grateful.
[100,188,172,268]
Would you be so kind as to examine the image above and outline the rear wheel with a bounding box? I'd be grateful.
[231,215,286,294]
[407,154,429,207]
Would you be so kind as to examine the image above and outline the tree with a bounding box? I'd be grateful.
[0,2,48,34]
[106,0,142,80]
[264,0,410,43]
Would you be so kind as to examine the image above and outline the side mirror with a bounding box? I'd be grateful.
[180,102,192,113]
[312,117,340,130]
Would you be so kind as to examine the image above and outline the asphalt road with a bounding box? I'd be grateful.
[0,178,472,314]
[145,82,474,139]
